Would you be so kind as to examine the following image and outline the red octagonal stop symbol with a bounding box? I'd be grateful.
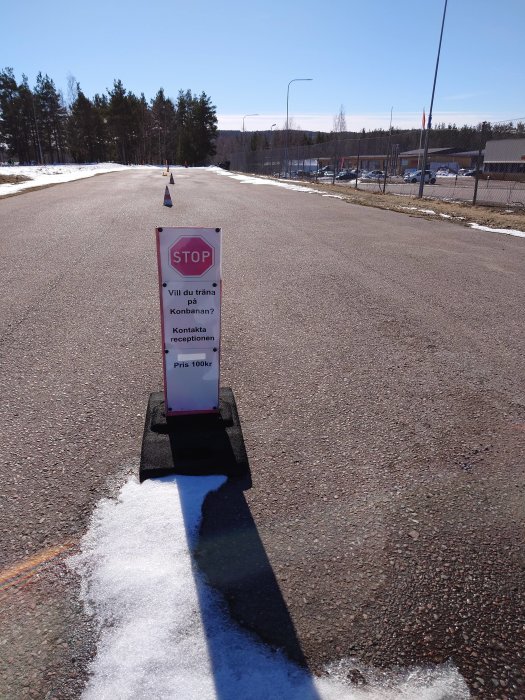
[169,236,215,276]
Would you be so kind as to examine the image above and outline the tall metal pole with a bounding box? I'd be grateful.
[355,138,361,189]
[417,108,425,170]
[270,123,276,176]
[285,78,312,178]
[418,0,448,198]
[383,106,393,193]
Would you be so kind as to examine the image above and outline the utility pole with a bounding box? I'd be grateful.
[383,107,393,193]
[418,0,448,198]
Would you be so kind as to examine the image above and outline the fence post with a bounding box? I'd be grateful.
[472,144,483,205]
[355,139,361,189]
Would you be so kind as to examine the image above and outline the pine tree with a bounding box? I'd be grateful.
[107,79,143,163]
[0,68,21,160]
[34,72,67,162]
[150,88,177,165]
[68,84,103,162]
[92,93,110,161]
[0,68,39,163]
[175,90,217,165]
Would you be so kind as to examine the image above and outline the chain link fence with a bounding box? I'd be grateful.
[220,125,525,210]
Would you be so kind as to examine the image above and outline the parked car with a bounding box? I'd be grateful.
[315,166,333,177]
[457,168,481,176]
[462,169,481,177]
[361,170,385,180]
[336,169,358,181]
[403,169,436,184]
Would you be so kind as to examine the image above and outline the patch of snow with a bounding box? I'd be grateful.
[0,163,158,197]
[468,222,525,238]
[210,166,330,196]
[68,476,469,700]
[399,206,437,215]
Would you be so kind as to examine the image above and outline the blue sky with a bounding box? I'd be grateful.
[3,0,524,132]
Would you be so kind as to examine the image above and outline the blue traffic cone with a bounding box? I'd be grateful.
[163,186,173,207]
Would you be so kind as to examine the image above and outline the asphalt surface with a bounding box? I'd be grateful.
[0,168,524,699]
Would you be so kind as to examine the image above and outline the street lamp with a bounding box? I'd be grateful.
[285,78,312,177]
[242,113,259,149]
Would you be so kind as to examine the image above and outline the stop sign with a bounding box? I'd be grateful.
[169,236,215,276]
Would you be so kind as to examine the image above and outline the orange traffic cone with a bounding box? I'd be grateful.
[163,186,173,207]
[169,173,174,184]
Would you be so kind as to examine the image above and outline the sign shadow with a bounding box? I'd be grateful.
[175,474,322,699]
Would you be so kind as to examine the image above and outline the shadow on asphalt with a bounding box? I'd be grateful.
[177,472,320,699]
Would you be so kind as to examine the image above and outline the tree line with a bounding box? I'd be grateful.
[215,117,525,163]
[0,68,218,166]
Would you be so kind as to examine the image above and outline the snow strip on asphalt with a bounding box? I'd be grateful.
[68,476,469,699]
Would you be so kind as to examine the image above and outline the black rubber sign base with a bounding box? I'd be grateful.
[139,388,249,482]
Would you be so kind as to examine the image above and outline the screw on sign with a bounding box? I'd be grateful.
[169,236,215,276]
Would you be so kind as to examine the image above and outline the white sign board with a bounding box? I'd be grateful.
[155,227,222,415]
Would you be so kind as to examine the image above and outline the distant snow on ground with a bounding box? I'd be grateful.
[0,163,157,197]
[68,476,470,700]
[211,166,324,194]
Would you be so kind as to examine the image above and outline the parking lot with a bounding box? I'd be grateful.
[318,174,525,208]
